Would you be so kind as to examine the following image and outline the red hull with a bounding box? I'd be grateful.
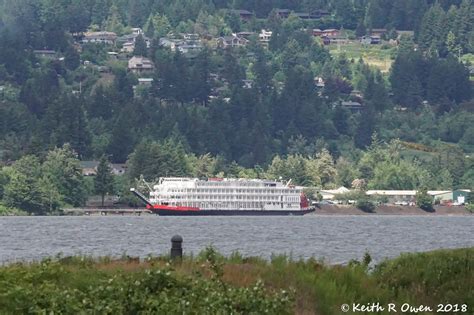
[146,204,200,212]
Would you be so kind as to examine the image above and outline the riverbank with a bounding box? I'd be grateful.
[0,248,472,314]
[1,205,472,216]
[314,205,472,215]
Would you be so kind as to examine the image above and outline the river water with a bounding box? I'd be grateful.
[0,215,473,264]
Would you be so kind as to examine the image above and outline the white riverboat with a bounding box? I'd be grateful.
[131,177,315,215]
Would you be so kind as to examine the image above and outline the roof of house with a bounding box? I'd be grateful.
[84,31,117,40]
[128,56,154,69]
[232,9,253,15]
[237,31,255,37]
[310,9,330,14]
[33,50,57,54]
[320,187,351,195]
[138,78,154,83]
[219,35,249,44]
[80,161,99,169]
[341,101,362,106]
[295,13,310,18]
[366,190,452,196]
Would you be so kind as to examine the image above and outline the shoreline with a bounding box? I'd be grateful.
[1,205,472,216]
[312,205,472,215]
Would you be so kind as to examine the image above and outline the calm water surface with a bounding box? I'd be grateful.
[0,215,473,264]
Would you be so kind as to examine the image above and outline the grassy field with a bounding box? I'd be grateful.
[0,247,472,314]
[328,42,396,73]
[461,53,474,65]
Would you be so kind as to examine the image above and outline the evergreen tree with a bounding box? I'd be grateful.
[94,155,115,206]
[133,34,148,57]
[64,44,80,70]
[355,108,375,149]
[355,20,366,37]
[145,16,155,38]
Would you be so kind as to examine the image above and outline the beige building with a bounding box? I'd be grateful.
[82,32,117,44]
[128,56,154,74]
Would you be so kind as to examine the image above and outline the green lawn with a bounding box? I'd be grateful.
[328,42,397,73]
[461,53,474,64]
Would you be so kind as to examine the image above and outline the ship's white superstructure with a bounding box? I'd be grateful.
[150,177,307,211]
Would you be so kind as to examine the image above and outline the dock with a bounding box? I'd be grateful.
[63,208,152,216]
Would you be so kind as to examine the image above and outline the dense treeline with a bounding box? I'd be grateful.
[0,0,473,214]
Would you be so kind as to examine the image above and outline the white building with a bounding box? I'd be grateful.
[82,32,117,44]
[259,29,272,46]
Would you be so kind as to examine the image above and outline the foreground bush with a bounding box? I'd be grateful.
[0,248,472,314]
[0,252,292,315]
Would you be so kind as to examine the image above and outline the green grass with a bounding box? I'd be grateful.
[461,53,474,65]
[400,149,437,162]
[0,247,472,314]
[328,42,396,73]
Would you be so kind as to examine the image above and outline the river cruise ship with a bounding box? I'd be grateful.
[131,177,315,216]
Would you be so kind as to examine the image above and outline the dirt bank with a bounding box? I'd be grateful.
[313,204,472,215]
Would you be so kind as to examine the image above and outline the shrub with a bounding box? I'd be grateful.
[0,204,26,216]
[416,188,434,212]
[466,203,474,213]
[356,198,375,212]
[0,256,293,314]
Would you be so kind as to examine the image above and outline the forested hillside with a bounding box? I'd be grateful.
[0,0,473,213]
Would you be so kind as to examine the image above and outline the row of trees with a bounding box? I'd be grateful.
[1,136,473,215]
[390,49,471,110]
[0,145,118,214]
[124,137,474,191]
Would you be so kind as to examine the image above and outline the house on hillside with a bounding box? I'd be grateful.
[295,12,310,19]
[361,35,381,45]
[293,9,330,20]
[341,101,363,112]
[128,56,154,74]
[178,43,203,55]
[217,34,249,49]
[259,29,272,47]
[242,79,253,89]
[275,9,291,18]
[232,9,254,21]
[313,29,340,37]
[314,76,325,89]
[121,42,135,53]
[159,34,202,55]
[468,65,474,76]
[82,32,117,44]
[237,32,255,39]
[370,28,387,37]
[138,78,154,86]
[118,29,151,53]
[310,9,330,19]
[313,29,345,45]
[159,38,180,51]
[80,161,127,176]
[33,50,59,60]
